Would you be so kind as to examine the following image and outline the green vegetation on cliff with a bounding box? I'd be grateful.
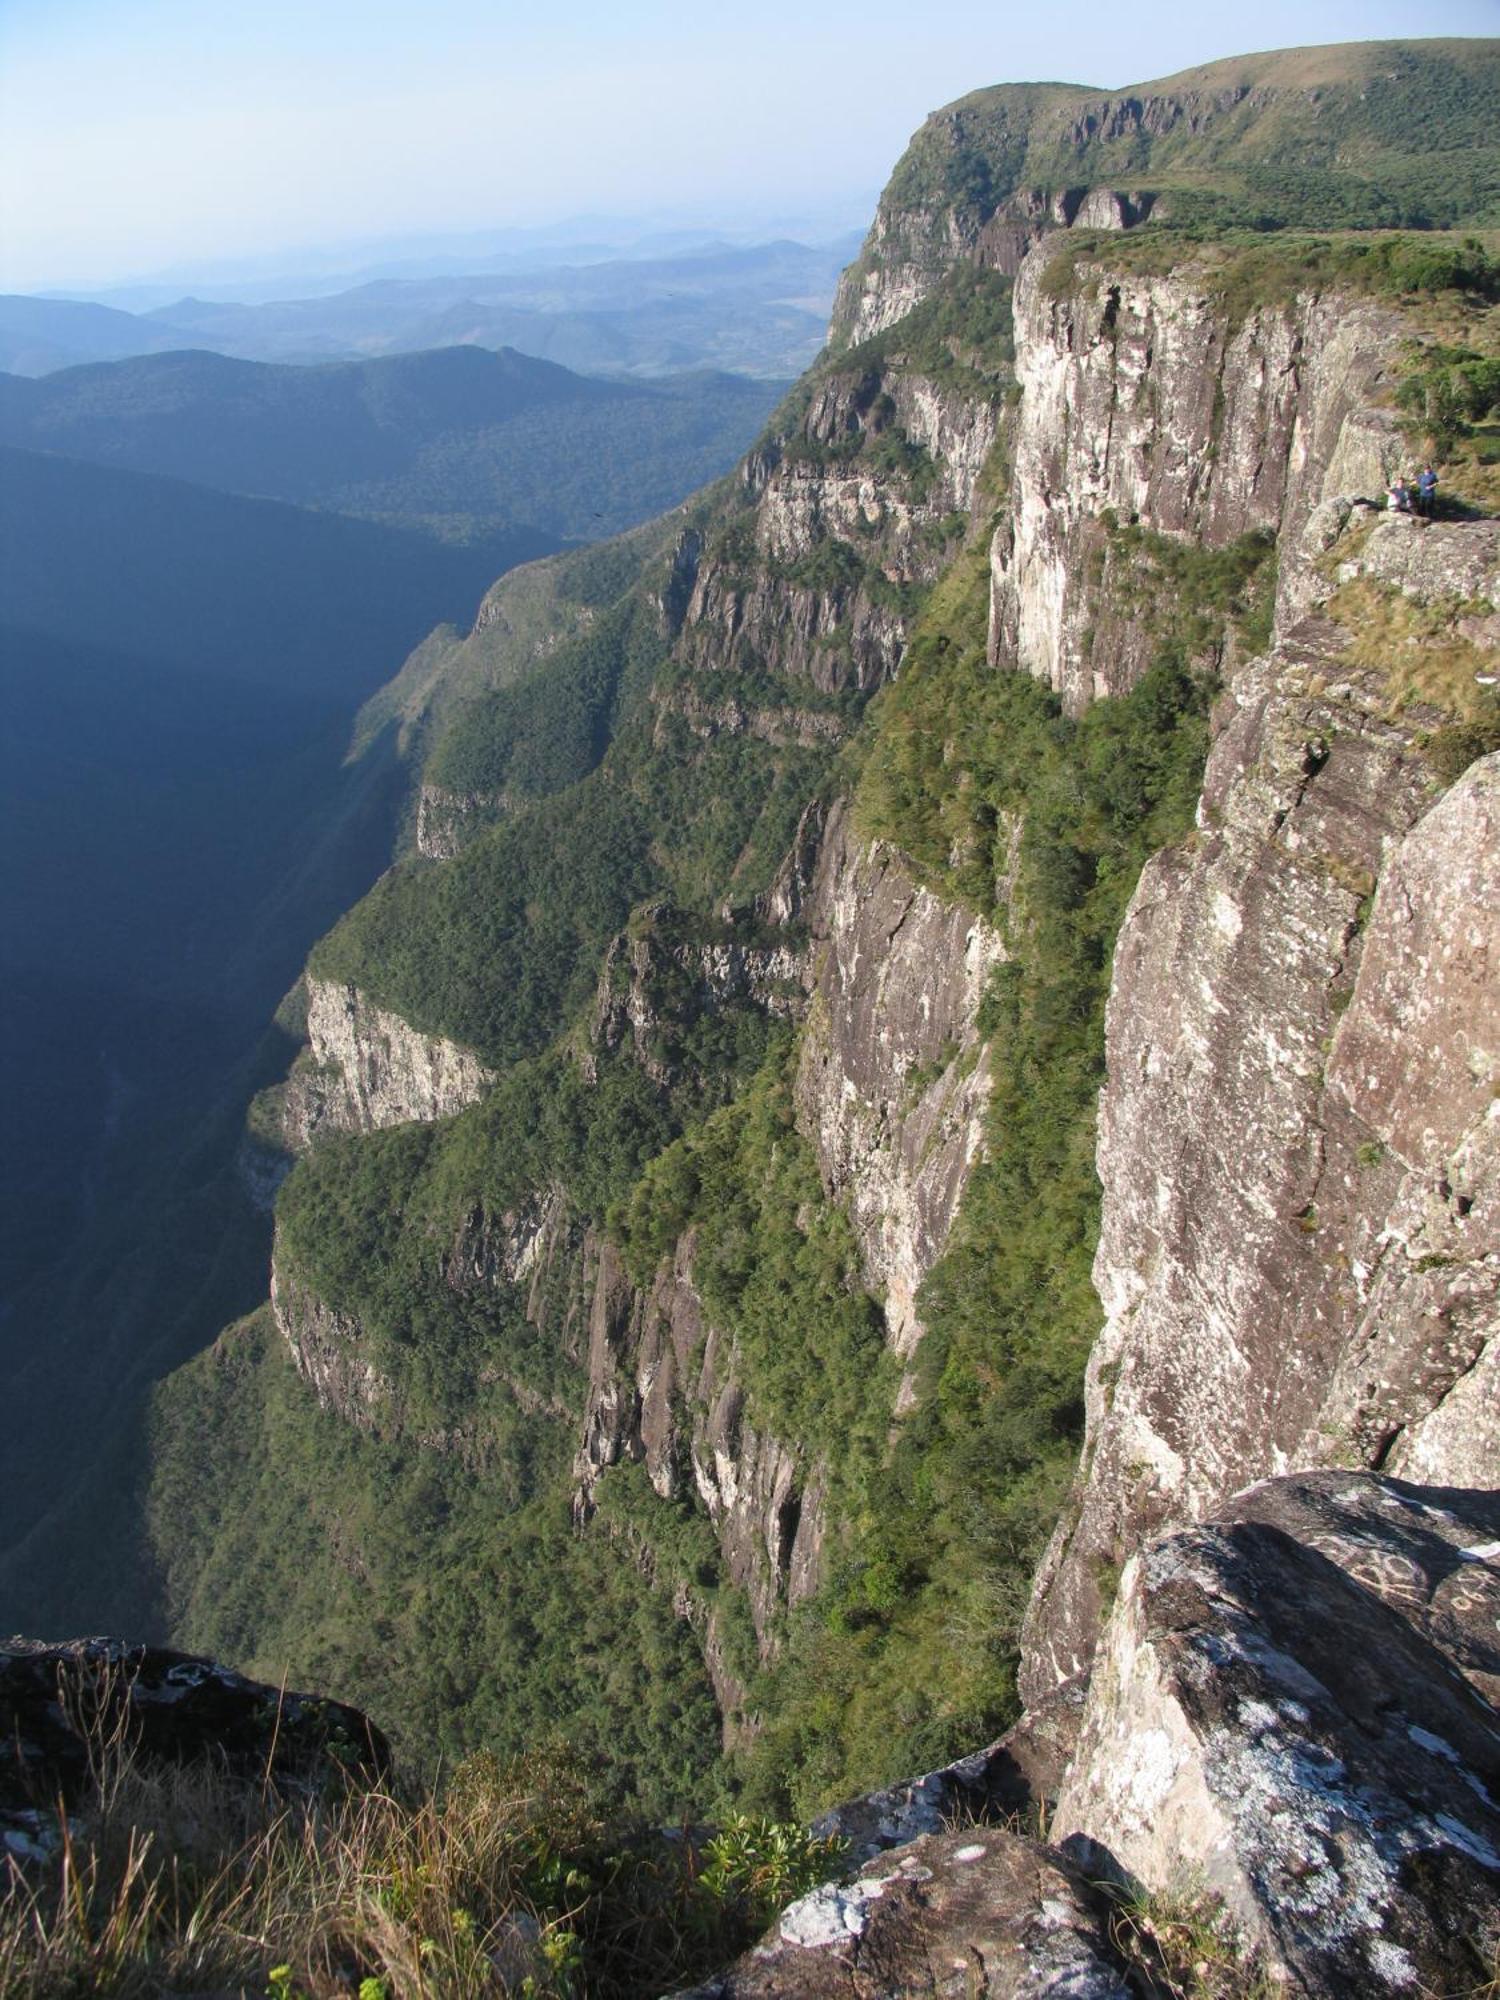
[151,1310,727,1821]
[717,531,1233,1812]
[874,41,1500,246]
[127,37,1500,1859]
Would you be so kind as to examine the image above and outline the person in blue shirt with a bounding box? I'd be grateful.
[1417,465,1439,518]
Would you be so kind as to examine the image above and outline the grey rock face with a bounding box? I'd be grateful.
[1022,493,1500,1700]
[573,1234,824,1650]
[993,251,1403,711]
[797,803,1007,1357]
[1053,1474,1500,1998]
[675,370,996,706]
[682,1826,1130,1999]
[415,782,506,858]
[272,1258,388,1433]
[280,977,493,1144]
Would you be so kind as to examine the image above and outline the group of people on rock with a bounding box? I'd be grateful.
[1387,464,1440,518]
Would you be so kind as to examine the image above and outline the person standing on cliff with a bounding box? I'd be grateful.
[1418,464,1439,518]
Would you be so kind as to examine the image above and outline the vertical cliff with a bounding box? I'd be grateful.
[142,46,1500,1835]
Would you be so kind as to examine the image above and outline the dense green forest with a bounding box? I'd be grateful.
[0,347,784,549]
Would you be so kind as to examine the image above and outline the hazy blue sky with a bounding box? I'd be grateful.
[3,0,1498,292]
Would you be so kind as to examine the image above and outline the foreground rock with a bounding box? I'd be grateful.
[1,1638,389,1857]
[812,1679,1085,1868]
[679,1825,1129,1998]
[698,1474,1500,1998]
[1055,1474,1500,1997]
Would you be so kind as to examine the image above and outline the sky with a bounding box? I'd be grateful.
[3,0,1499,294]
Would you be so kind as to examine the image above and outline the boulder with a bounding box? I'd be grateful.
[1,1637,389,1855]
[814,1678,1086,1867]
[1053,1474,1500,1997]
[678,1825,1129,1997]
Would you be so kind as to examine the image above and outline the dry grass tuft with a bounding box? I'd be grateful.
[1105,1877,1276,2000]
[1328,576,1500,725]
[0,1723,841,1998]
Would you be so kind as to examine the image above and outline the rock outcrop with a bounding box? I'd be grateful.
[280,977,493,1144]
[1,1638,387,1859]
[574,1233,825,1651]
[683,1825,1130,1998]
[1022,529,1500,1699]
[700,1473,1500,1999]
[1054,1474,1500,1998]
[992,250,1400,710]
[796,803,1006,1357]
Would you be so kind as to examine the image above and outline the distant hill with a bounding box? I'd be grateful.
[886,38,1500,236]
[0,292,204,376]
[0,346,785,543]
[0,236,854,380]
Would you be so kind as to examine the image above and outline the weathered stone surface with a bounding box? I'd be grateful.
[674,367,996,708]
[1053,1475,1500,1998]
[1216,1472,1500,1705]
[1,1638,387,1851]
[573,1234,823,1651]
[814,1680,1086,1869]
[1334,513,1500,607]
[1020,455,1500,1693]
[280,977,493,1145]
[797,802,1006,1357]
[994,249,1403,710]
[272,1257,389,1433]
[680,1827,1129,1998]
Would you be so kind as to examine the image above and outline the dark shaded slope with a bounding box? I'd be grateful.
[0,444,554,697]
[0,451,549,1553]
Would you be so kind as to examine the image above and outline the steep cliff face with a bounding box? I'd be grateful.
[568,800,1008,1650]
[668,367,996,712]
[992,253,1399,709]
[575,1234,825,1654]
[795,803,1006,1359]
[279,977,493,1145]
[1022,513,1500,1701]
[147,42,1500,1847]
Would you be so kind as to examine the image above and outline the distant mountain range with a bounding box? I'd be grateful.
[0,236,856,379]
[0,344,785,545]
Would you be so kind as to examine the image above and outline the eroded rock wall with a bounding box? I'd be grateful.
[281,977,493,1145]
[796,802,1006,1358]
[991,251,1401,710]
[1022,516,1500,1702]
[573,1232,825,1651]
[670,369,998,714]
